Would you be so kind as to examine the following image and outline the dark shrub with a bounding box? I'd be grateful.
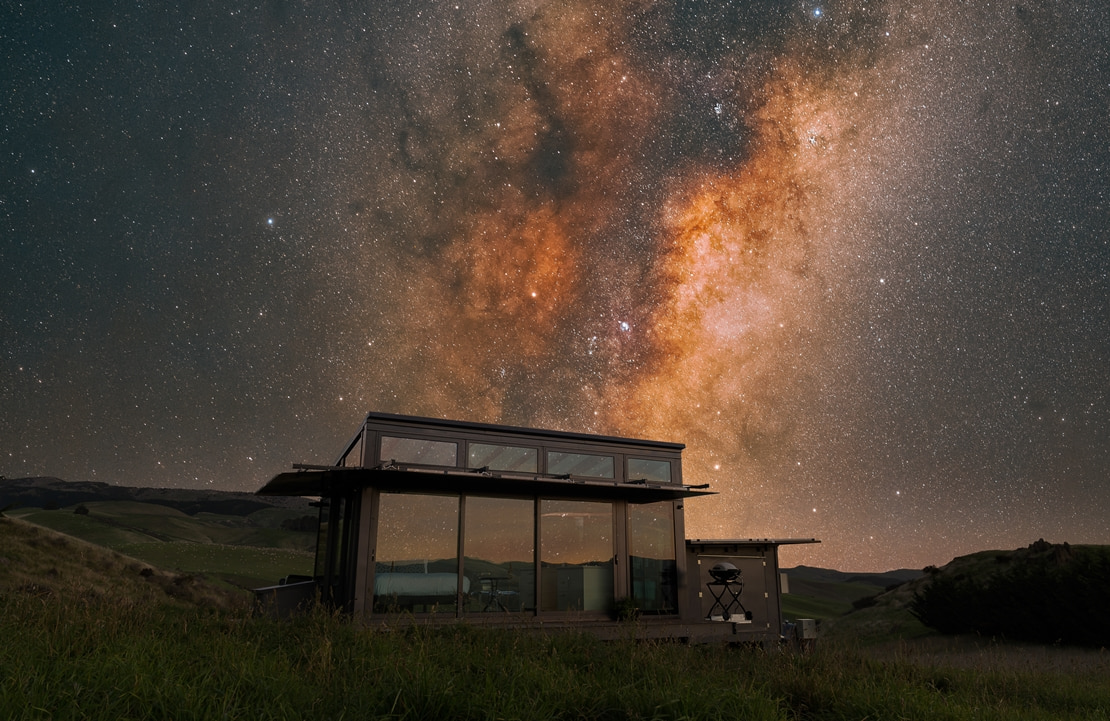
[910,546,1110,647]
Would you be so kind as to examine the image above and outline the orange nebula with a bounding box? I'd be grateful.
[602,58,881,535]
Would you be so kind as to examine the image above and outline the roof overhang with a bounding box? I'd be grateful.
[257,466,714,504]
[687,538,821,547]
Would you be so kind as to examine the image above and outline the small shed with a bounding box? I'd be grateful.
[256,412,817,643]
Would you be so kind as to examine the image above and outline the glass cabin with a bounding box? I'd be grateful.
[256,412,816,642]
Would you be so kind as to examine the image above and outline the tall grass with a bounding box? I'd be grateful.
[3,592,1108,721]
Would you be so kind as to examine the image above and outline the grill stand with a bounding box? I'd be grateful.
[705,579,752,622]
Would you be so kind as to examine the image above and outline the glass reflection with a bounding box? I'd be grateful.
[339,431,364,467]
[468,444,538,473]
[540,500,613,612]
[546,451,614,478]
[463,496,534,613]
[380,436,458,466]
[628,502,677,613]
[373,493,459,613]
[627,458,671,483]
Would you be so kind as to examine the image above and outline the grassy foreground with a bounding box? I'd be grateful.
[3,597,1110,721]
[2,518,1108,720]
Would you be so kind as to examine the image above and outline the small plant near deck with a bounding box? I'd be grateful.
[613,596,641,622]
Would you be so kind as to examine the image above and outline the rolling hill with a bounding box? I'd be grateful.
[0,515,246,610]
[0,475,308,515]
[813,539,1110,645]
[780,565,924,623]
[2,477,317,590]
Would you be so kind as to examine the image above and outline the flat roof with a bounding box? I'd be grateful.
[258,466,713,504]
[360,411,685,451]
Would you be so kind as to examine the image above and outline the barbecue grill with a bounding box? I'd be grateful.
[704,562,751,622]
[708,562,741,583]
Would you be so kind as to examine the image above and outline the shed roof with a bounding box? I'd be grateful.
[687,538,821,547]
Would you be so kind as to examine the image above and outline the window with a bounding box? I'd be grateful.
[468,443,538,473]
[463,497,535,613]
[546,451,614,479]
[339,432,363,467]
[628,458,671,483]
[380,436,458,466]
[373,493,459,613]
[539,500,613,611]
[313,496,341,580]
[628,503,677,613]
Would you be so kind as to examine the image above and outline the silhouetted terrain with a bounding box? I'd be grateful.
[0,476,310,515]
[784,565,922,593]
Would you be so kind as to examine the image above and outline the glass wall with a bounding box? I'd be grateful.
[463,497,534,613]
[373,493,459,613]
[546,451,614,478]
[628,502,678,613]
[468,444,538,473]
[364,492,678,617]
[339,431,364,467]
[539,500,614,612]
[313,498,334,580]
[627,458,671,483]
[380,436,458,466]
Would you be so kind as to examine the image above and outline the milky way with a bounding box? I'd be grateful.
[2,0,1108,570]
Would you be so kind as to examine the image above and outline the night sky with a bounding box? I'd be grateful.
[3,0,1107,571]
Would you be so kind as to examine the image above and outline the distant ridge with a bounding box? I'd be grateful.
[814,538,1110,644]
[0,476,311,516]
[785,565,923,588]
[0,516,248,610]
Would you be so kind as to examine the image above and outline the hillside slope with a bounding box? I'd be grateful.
[781,565,923,621]
[0,516,246,610]
[10,501,316,590]
[2,476,319,590]
[0,475,310,515]
[825,539,1110,643]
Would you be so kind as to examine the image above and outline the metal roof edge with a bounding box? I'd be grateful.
[360,411,686,450]
[686,538,821,546]
[257,466,714,503]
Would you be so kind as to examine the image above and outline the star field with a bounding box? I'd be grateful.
[2,0,1107,571]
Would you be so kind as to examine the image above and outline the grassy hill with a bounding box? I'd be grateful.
[810,540,1110,647]
[8,500,315,590]
[0,516,246,610]
[780,565,925,634]
[0,475,309,515]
